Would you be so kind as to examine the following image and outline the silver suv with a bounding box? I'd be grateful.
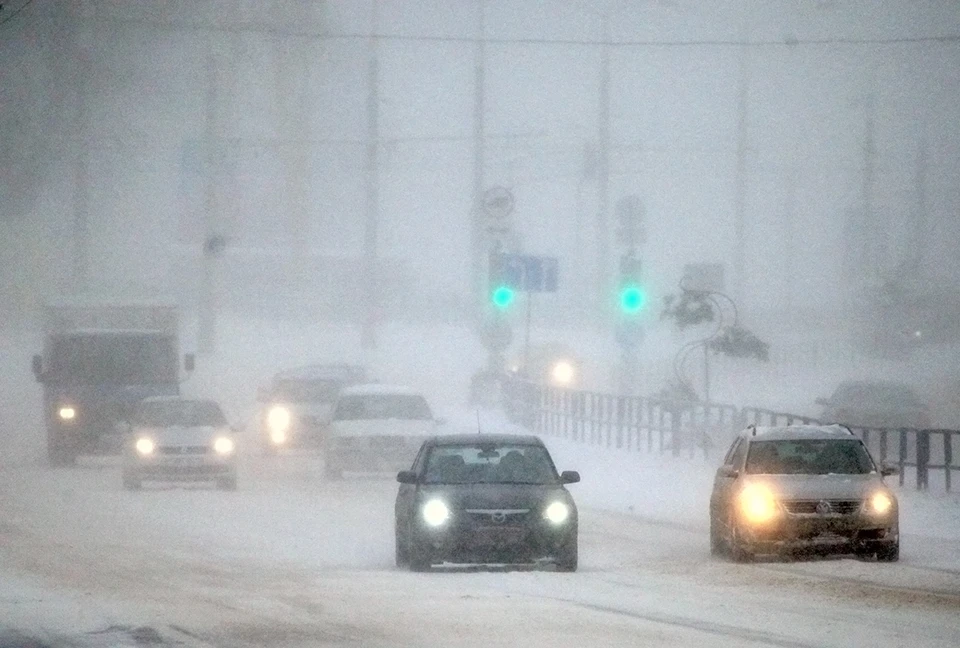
[709,424,899,562]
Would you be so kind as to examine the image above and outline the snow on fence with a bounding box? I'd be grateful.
[503,377,959,493]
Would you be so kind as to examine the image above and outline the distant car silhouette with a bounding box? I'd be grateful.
[816,380,931,429]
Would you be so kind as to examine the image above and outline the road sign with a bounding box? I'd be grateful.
[481,186,514,234]
[493,253,558,293]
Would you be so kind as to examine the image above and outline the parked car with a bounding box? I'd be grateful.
[324,384,441,479]
[816,380,931,429]
[257,363,368,454]
[394,433,580,571]
[709,424,899,562]
[121,396,239,491]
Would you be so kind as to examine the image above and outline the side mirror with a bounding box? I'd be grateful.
[396,470,418,484]
[560,470,580,484]
[184,354,195,372]
[31,354,42,380]
[880,463,899,477]
[718,465,739,479]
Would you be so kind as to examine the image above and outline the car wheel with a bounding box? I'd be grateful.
[48,439,77,467]
[394,525,408,567]
[728,520,753,563]
[122,471,142,491]
[407,537,432,572]
[709,513,725,557]
[876,542,900,562]
[555,534,578,572]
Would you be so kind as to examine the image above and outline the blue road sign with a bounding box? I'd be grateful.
[494,254,558,293]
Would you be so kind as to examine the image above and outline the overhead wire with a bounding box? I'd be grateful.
[0,0,33,28]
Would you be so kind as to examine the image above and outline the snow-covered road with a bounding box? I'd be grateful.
[2,438,959,648]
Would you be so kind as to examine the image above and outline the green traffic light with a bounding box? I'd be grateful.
[492,285,516,310]
[620,285,646,313]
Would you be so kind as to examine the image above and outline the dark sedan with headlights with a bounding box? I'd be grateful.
[121,397,238,490]
[709,424,899,562]
[394,434,579,571]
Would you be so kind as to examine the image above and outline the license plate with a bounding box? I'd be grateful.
[474,527,525,546]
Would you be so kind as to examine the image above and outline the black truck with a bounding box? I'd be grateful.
[32,301,194,466]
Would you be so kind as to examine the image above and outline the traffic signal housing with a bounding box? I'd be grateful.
[618,255,645,315]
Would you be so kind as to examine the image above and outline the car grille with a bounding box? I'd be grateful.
[157,445,210,455]
[464,509,532,525]
[782,499,862,515]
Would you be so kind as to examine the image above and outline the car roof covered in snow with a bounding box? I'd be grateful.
[744,424,857,441]
[428,433,545,447]
[273,363,367,382]
[338,383,425,397]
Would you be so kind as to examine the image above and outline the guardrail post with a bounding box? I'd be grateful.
[670,406,681,458]
[879,429,888,464]
[916,429,929,490]
[945,432,952,493]
[899,431,907,488]
[615,396,625,449]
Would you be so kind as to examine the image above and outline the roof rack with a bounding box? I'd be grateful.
[746,423,757,436]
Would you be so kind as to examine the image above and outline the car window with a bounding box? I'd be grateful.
[272,379,343,403]
[723,438,743,466]
[422,444,559,485]
[134,400,227,427]
[745,439,875,475]
[333,394,433,421]
[728,438,748,468]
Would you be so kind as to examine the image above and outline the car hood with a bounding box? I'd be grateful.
[134,425,228,446]
[330,418,438,438]
[420,483,572,511]
[745,473,890,500]
[269,401,334,419]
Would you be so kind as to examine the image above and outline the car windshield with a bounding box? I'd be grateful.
[272,379,343,403]
[745,439,875,475]
[47,334,178,384]
[333,394,433,421]
[134,400,227,428]
[422,444,559,485]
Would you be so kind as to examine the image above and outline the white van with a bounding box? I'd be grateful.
[324,384,442,479]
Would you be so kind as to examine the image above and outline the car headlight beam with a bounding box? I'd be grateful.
[739,484,778,524]
[544,501,570,524]
[551,360,575,386]
[135,438,155,456]
[267,405,291,432]
[58,406,76,421]
[269,429,287,445]
[870,492,893,515]
[421,499,450,527]
[214,436,235,455]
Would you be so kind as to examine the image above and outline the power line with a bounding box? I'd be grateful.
[0,0,33,28]
[89,16,960,48]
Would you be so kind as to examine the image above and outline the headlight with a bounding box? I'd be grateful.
[739,484,779,524]
[58,406,76,421]
[135,438,155,456]
[544,501,570,524]
[870,492,894,515]
[267,405,291,432]
[269,428,287,445]
[214,436,235,455]
[551,360,575,386]
[421,499,450,527]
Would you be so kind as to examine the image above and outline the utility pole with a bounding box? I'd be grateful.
[908,131,928,275]
[361,0,381,349]
[471,0,486,320]
[861,87,877,279]
[596,16,611,318]
[72,48,91,294]
[733,38,750,305]
[198,52,222,355]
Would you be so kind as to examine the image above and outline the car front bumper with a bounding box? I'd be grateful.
[739,513,898,554]
[124,454,236,482]
[413,517,577,564]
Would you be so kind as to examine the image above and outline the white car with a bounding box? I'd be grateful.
[122,396,238,490]
[324,384,442,479]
